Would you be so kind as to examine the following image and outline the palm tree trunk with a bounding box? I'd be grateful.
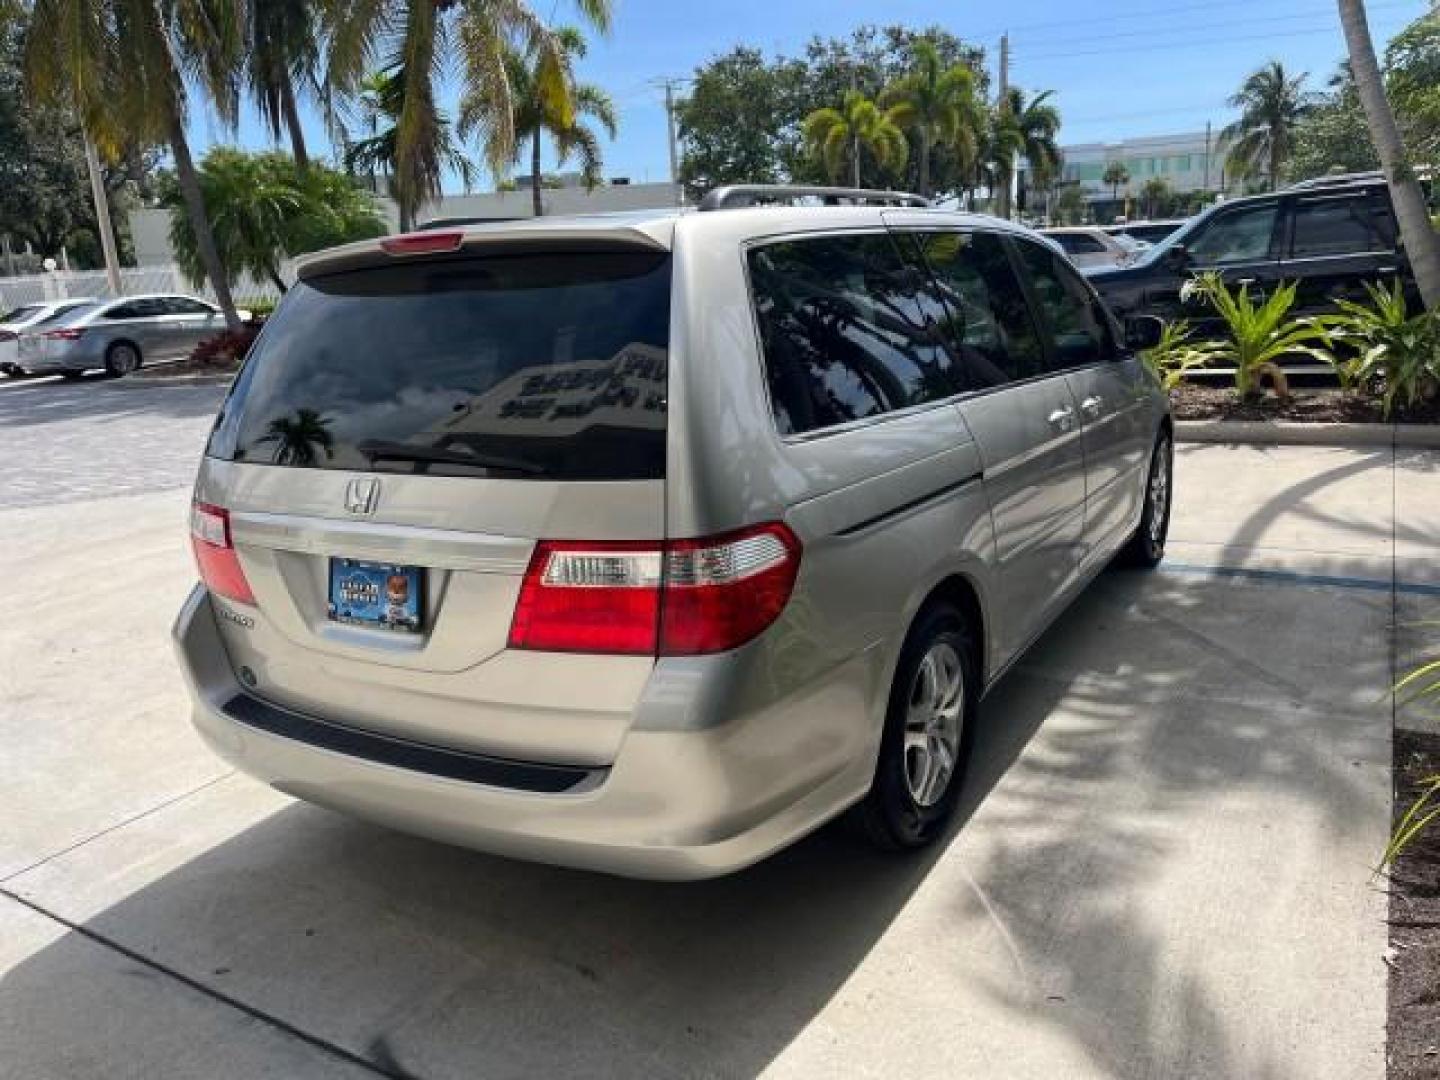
[531,130,543,217]
[918,139,931,199]
[279,74,309,169]
[1338,0,1440,310]
[852,132,861,188]
[167,111,240,332]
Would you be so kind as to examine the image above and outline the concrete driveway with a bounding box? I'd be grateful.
[1,378,1431,1079]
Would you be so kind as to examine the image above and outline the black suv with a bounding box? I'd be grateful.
[1086,176,1427,354]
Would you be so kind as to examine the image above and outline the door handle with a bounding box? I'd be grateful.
[1080,395,1104,417]
[1377,266,1398,276]
[1047,406,1076,432]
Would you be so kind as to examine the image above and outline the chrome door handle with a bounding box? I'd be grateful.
[1047,406,1076,432]
[1080,395,1104,417]
[1378,266,1398,275]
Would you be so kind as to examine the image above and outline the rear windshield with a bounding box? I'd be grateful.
[207,250,670,480]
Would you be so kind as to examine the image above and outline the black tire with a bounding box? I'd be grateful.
[104,341,142,377]
[1120,430,1173,568]
[850,602,978,851]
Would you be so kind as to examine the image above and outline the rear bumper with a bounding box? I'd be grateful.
[172,585,875,880]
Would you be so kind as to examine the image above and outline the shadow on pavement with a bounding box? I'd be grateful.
[0,373,227,430]
[0,561,1392,1078]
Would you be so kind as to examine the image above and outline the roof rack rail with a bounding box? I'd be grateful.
[697,184,930,211]
[1286,171,1385,191]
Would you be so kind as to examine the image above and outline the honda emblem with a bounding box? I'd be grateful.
[344,477,380,516]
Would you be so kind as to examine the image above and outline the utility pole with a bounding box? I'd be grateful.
[663,79,681,206]
[998,33,1016,219]
[82,131,123,297]
[1203,120,1213,195]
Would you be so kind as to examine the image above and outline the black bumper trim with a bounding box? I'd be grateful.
[221,692,594,794]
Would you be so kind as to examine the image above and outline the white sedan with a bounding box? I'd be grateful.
[1039,228,1143,270]
[0,298,98,375]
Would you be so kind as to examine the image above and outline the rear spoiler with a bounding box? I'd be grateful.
[295,219,675,281]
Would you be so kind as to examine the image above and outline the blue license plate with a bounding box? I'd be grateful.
[328,559,424,633]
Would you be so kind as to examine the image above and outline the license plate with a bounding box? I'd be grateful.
[328,559,424,633]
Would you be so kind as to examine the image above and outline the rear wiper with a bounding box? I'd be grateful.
[356,440,545,475]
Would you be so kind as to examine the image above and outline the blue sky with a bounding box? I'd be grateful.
[188,0,1433,191]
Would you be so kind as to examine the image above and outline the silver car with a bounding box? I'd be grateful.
[0,298,98,375]
[173,186,1172,880]
[15,292,242,377]
[1041,227,1143,269]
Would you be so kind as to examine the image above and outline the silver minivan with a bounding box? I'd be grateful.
[174,187,1172,880]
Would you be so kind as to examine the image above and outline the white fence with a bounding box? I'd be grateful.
[0,264,284,311]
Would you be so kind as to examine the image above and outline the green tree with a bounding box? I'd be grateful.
[675,47,797,196]
[1139,177,1174,219]
[467,27,617,217]
[1053,183,1086,226]
[991,87,1060,218]
[26,0,246,330]
[1102,161,1130,204]
[1289,64,1380,179]
[801,90,908,186]
[344,66,477,231]
[247,0,321,167]
[1220,61,1313,192]
[165,149,385,293]
[321,0,610,209]
[880,38,983,198]
[1384,11,1440,167]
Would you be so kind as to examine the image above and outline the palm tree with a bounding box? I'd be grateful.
[1337,0,1440,310]
[802,90,908,188]
[1102,161,1130,205]
[991,87,1061,219]
[256,409,335,466]
[345,66,477,231]
[320,0,611,215]
[881,39,983,198]
[26,0,246,331]
[1140,177,1174,219]
[247,0,321,167]
[1220,61,1313,191]
[466,27,617,217]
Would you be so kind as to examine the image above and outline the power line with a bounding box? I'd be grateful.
[1016,24,1375,62]
[1009,0,1416,51]
[965,0,1414,39]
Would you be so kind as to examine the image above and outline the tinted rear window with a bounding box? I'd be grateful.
[207,250,670,480]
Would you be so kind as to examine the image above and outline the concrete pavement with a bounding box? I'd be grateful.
[1,380,1430,1078]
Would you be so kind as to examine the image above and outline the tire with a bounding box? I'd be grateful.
[104,341,142,378]
[1119,430,1173,568]
[850,602,978,851]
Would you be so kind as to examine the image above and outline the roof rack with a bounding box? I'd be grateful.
[1286,171,1385,191]
[697,184,930,211]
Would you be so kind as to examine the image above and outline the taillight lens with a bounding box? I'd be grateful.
[508,523,801,656]
[43,328,83,341]
[190,501,256,605]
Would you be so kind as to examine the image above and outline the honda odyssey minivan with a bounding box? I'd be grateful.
[174,185,1172,880]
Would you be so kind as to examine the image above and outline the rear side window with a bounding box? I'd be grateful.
[1290,194,1396,257]
[207,250,670,480]
[1187,205,1279,265]
[910,230,1048,388]
[1012,239,1115,369]
[747,232,963,436]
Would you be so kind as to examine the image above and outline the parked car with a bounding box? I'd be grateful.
[0,298,98,375]
[1106,219,1190,246]
[1086,177,1428,364]
[15,293,250,377]
[1041,226,1143,269]
[173,185,1173,880]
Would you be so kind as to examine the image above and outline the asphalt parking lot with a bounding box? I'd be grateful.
[3,375,1435,1079]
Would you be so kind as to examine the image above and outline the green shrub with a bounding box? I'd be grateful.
[1324,278,1440,418]
[1179,272,1333,398]
[1140,319,1226,390]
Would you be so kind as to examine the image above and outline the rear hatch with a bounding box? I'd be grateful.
[195,241,672,767]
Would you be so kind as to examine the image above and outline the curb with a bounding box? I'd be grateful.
[126,372,236,387]
[1175,420,1440,448]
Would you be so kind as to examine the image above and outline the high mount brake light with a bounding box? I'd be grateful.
[379,231,465,256]
[508,523,802,656]
[190,501,256,605]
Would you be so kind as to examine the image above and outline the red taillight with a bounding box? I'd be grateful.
[508,524,801,656]
[190,501,256,605]
[43,328,83,340]
[379,230,465,256]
